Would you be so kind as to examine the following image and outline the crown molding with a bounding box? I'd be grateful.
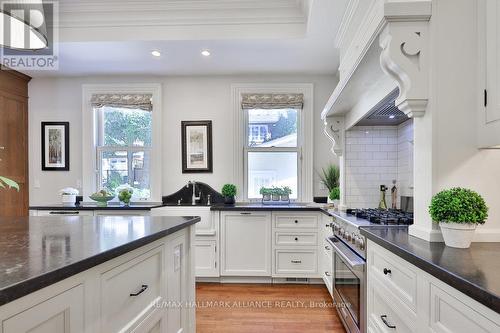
[57,0,308,42]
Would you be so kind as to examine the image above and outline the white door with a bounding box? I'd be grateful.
[220,211,272,276]
[2,285,84,333]
[485,0,500,124]
[195,240,218,277]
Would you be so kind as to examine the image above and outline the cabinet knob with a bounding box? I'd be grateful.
[294,220,298,223]
[324,271,331,277]
[294,237,298,241]
[380,315,396,329]
[325,246,331,251]
[383,268,392,275]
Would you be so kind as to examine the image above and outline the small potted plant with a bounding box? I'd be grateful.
[271,186,281,201]
[59,187,79,206]
[117,186,133,206]
[260,187,271,202]
[281,186,292,202]
[329,187,340,208]
[221,184,236,204]
[429,187,488,248]
[319,164,340,204]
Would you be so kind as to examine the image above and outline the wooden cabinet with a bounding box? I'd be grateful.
[0,68,30,216]
[220,211,271,276]
[367,240,500,333]
[478,0,500,148]
[2,285,84,333]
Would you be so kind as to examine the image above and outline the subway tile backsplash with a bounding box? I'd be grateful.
[344,120,414,209]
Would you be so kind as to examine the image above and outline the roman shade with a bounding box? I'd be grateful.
[241,93,304,109]
[91,93,153,111]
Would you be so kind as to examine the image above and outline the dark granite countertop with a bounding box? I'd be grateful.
[0,215,200,306]
[210,202,329,212]
[29,203,164,211]
[360,226,500,313]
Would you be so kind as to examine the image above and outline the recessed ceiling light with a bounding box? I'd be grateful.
[389,115,395,119]
[151,50,161,57]
[201,49,211,57]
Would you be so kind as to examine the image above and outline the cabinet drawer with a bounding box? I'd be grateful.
[368,279,417,333]
[368,243,417,312]
[36,210,93,216]
[2,285,84,333]
[275,232,317,246]
[274,249,317,275]
[274,214,318,229]
[101,246,163,333]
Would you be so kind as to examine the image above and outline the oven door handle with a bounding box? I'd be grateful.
[328,237,365,270]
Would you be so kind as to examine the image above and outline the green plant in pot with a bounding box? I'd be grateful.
[429,187,488,248]
[222,184,236,204]
[271,186,281,201]
[260,187,272,201]
[319,164,339,203]
[329,187,340,207]
[281,186,292,201]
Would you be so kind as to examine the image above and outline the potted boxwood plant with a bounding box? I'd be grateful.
[329,187,340,208]
[222,184,237,204]
[429,187,488,248]
[271,186,281,201]
[281,186,292,201]
[260,187,272,201]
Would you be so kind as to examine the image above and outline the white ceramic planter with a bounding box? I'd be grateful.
[61,194,76,206]
[439,222,477,248]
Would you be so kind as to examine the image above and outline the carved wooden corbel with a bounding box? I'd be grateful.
[323,116,345,157]
[379,3,431,118]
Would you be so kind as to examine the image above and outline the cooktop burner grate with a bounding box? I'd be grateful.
[346,208,414,225]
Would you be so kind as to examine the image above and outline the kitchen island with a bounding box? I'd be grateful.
[0,215,200,333]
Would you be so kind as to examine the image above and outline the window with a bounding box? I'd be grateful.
[95,106,152,199]
[244,108,300,199]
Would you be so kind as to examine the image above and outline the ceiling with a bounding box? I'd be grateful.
[25,0,349,77]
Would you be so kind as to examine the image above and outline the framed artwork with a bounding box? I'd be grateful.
[41,122,70,171]
[181,120,213,173]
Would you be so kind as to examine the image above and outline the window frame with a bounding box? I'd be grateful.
[231,83,314,202]
[82,84,162,202]
[243,108,302,201]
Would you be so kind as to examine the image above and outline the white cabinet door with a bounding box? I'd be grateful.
[220,211,271,276]
[485,0,500,124]
[2,285,84,333]
[195,240,218,277]
[479,0,500,147]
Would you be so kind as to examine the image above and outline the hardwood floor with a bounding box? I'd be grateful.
[196,283,346,333]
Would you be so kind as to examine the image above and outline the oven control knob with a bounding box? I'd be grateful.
[346,233,352,242]
[339,228,344,236]
[351,233,357,244]
[358,237,365,250]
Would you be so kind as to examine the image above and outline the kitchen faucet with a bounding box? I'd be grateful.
[189,181,201,205]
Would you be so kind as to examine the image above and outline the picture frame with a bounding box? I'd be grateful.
[41,121,70,171]
[181,120,213,173]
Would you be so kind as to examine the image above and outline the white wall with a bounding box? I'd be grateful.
[28,74,338,205]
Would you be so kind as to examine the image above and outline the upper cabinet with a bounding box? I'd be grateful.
[478,0,500,148]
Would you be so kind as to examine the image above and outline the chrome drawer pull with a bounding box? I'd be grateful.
[130,284,148,296]
[291,260,302,264]
[380,315,396,329]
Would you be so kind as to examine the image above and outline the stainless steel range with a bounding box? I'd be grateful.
[327,206,414,333]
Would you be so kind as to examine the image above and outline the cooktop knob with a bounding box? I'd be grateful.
[358,237,365,250]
